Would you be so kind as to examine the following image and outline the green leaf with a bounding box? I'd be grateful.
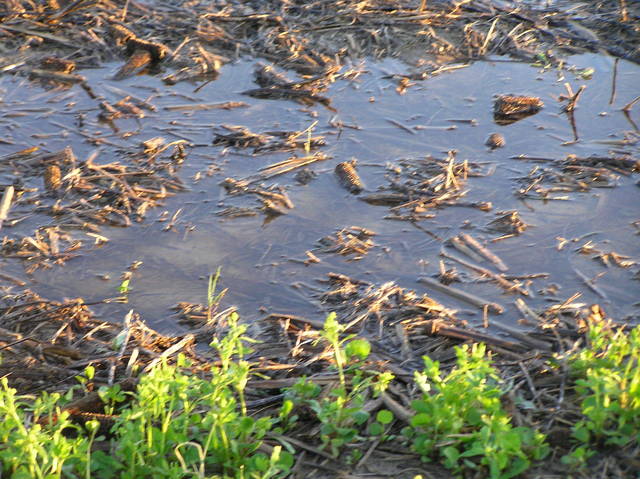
[410,412,431,427]
[369,422,384,435]
[352,410,370,425]
[376,409,393,425]
[252,453,270,472]
[280,399,294,417]
[84,365,95,380]
[345,339,371,360]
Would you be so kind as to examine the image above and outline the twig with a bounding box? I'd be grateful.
[449,236,483,262]
[573,267,608,300]
[386,118,415,135]
[143,334,195,372]
[417,276,504,313]
[459,233,508,271]
[490,319,552,351]
[622,95,640,113]
[609,58,618,105]
[514,298,544,323]
[563,84,586,113]
[164,101,248,111]
[380,392,412,423]
[0,271,26,287]
[440,250,525,295]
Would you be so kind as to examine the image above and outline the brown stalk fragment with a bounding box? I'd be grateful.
[440,250,524,295]
[43,164,62,193]
[114,49,152,80]
[335,160,364,194]
[494,95,543,125]
[417,276,504,313]
[459,233,508,271]
[114,37,169,80]
[40,56,75,73]
[28,69,86,84]
[108,24,136,45]
[242,87,336,111]
[0,186,14,231]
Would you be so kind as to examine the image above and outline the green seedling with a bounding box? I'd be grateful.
[0,314,292,479]
[560,323,640,465]
[282,313,394,457]
[406,343,548,479]
[207,266,227,323]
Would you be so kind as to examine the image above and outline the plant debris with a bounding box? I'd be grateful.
[313,226,376,261]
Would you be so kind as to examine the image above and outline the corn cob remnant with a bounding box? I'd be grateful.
[335,160,364,193]
[485,133,505,149]
[493,95,543,125]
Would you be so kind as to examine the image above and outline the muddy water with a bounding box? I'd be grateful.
[1,54,638,331]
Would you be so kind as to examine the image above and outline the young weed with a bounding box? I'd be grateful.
[281,313,394,460]
[405,343,548,479]
[207,266,227,323]
[0,378,89,479]
[0,314,292,479]
[560,323,640,467]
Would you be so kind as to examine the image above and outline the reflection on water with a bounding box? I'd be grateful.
[0,53,638,331]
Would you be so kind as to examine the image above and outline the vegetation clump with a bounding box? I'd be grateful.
[406,343,548,479]
[560,322,640,468]
[2,314,640,478]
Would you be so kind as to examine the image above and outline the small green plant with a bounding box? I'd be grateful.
[118,272,132,295]
[207,267,227,323]
[0,378,89,479]
[405,343,548,479]
[0,314,292,479]
[75,364,96,394]
[303,120,318,155]
[561,323,640,464]
[282,313,394,458]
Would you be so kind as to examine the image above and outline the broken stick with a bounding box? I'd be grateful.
[417,276,504,313]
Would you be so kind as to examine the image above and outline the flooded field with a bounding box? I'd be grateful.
[2,1,640,477]
[1,53,638,332]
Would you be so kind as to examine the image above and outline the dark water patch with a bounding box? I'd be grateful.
[1,54,638,331]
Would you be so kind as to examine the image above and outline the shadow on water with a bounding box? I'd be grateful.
[1,53,638,331]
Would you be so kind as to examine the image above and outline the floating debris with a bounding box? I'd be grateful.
[314,226,376,261]
[112,25,169,80]
[294,168,317,185]
[0,291,209,394]
[1,226,81,273]
[418,276,504,314]
[43,164,62,194]
[40,56,75,73]
[214,126,269,149]
[361,152,490,220]
[220,178,294,219]
[242,87,336,111]
[213,125,325,153]
[515,153,640,200]
[485,132,505,149]
[494,95,543,125]
[335,160,364,194]
[254,63,291,88]
[487,211,529,235]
